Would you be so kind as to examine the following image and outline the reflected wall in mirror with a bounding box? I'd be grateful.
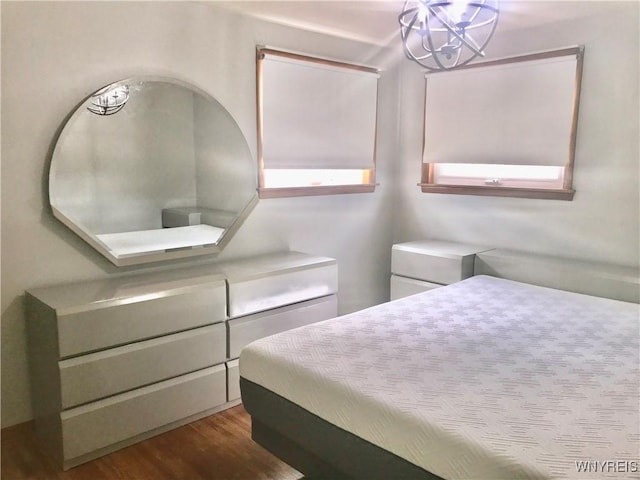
[50,77,258,266]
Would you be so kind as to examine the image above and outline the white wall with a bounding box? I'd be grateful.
[394,1,639,268]
[0,1,399,427]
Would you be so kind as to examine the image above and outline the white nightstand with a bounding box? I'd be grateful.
[390,240,492,300]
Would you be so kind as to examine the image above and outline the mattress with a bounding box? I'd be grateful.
[240,275,640,480]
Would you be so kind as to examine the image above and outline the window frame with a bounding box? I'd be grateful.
[256,48,379,198]
[419,46,584,201]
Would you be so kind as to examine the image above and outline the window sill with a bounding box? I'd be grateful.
[419,184,575,201]
[259,184,376,199]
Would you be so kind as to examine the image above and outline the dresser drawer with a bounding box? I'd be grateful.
[226,359,240,402]
[390,275,441,300]
[59,323,226,409]
[60,365,226,461]
[228,294,337,359]
[226,257,337,318]
[57,282,226,358]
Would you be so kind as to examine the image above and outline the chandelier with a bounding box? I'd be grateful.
[399,0,499,71]
[87,84,130,116]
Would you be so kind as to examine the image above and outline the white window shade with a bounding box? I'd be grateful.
[423,52,580,166]
[260,51,379,170]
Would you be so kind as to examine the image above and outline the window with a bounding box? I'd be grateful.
[257,48,379,198]
[432,164,565,189]
[420,47,584,200]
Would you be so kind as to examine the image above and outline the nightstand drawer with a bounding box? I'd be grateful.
[61,366,226,462]
[392,241,490,285]
[228,294,337,359]
[59,323,226,409]
[57,282,226,358]
[390,275,440,300]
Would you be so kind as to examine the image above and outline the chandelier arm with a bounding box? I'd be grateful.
[90,97,128,108]
[409,33,434,60]
[400,10,418,41]
[422,17,450,71]
[428,6,485,57]
[422,37,451,70]
[453,43,463,66]
[87,103,127,116]
[461,31,484,55]
[447,13,499,69]
[465,1,483,24]
[413,53,435,61]
[402,17,435,63]
[401,13,422,60]
[460,6,500,59]
[403,10,437,62]
[398,6,421,29]
[426,1,497,30]
[463,1,499,28]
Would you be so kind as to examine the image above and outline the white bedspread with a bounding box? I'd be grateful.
[240,275,639,479]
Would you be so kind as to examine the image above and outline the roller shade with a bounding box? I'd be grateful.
[423,51,581,166]
[259,50,379,170]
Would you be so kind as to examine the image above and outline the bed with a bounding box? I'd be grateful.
[239,270,639,479]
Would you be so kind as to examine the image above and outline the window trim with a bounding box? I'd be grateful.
[256,48,379,198]
[259,183,377,199]
[420,163,575,200]
[419,46,584,201]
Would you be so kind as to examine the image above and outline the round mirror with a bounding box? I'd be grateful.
[49,77,258,266]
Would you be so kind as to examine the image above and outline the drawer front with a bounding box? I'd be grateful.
[227,264,337,318]
[61,365,226,461]
[390,275,441,301]
[57,282,226,358]
[226,359,240,402]
[392,249,473,285]
[228,294,337,359]
[59,323,226,409]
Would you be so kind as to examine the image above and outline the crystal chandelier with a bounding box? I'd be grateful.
[399,0,499,71]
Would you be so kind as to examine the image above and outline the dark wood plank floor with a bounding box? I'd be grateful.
[1,405,304,480]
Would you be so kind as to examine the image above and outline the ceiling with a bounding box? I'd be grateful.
[212,1,618,46]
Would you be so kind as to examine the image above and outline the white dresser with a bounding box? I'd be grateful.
[390,240,492,300]
[26,251,338,469]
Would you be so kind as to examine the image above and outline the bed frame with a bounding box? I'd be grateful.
[242,249,639,479]
[241,378,443,480]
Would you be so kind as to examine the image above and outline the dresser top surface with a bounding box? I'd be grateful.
[26,266,225,311]
[392,240,492,258]
[219,251,336,282]
[27,251,336,310]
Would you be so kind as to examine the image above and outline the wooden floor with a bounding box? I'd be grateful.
[1,405,304,480]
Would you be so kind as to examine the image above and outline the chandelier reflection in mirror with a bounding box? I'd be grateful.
[399,0,499,71]
[87,84,130,115]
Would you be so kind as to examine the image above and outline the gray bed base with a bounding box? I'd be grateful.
[240,377,444,480]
